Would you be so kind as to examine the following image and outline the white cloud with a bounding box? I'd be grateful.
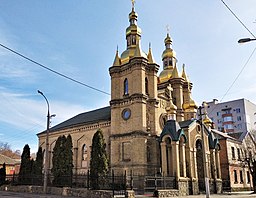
[0,90,86,131]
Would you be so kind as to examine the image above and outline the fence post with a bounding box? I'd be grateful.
[87,170,90,189]
[124,170,127,193]
[112,170,115,196]
[130,170,133,190]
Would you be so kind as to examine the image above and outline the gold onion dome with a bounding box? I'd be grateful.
[159,69,173,83]
[183,98,198,112]
[162,33,176,60]
[120,5,147,64]
[203,114,213,126]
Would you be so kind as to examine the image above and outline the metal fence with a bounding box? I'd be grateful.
[4,172,177,196]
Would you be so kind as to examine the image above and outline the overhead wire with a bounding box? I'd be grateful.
[206,1,256,116]
[0,43,110,96]
[217,0,256,103]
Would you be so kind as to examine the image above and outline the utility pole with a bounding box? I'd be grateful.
[198,102,210,198]
[38,90,50,194]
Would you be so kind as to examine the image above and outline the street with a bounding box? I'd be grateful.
[0,190,256,198]
[0,191,76,198]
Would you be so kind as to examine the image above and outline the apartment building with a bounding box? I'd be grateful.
[207,99,256,134]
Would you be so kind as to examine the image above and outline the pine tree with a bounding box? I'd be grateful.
[19,144,32,184]
[90,129,109,189]
[32,147,43,185]
[64,134,73,186]
[52,135,73,187]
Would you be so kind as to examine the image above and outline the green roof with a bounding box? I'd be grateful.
[0,154,19,165]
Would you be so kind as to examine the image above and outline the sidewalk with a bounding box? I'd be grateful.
[135,191,255,198]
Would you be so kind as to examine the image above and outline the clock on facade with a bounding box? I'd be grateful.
[122,108,131,120]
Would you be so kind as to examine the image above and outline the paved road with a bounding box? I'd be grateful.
[0,191,76,198]
[0,191,255,198]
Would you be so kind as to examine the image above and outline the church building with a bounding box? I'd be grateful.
[38,3,222,195]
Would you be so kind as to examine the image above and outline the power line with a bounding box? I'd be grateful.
[0,43,110,96]
[219,46,256,103]
[220,0,256,39]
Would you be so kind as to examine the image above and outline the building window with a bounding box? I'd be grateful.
[237,148,241,160]
[122,142,131,161]
[237,124,242,130]
[217,119,222,124]
[124,78,128,95]
[237,116,242,121]
[247,171,251,183]
[231,147,235,159]
[145,77,149,95]
[82,144,88,168]
[234,170,238,183]
[223,116,233,122]
[236,108,241,113]
[240,170,244,183]
[224,124,234,129]
[217,112,221,116]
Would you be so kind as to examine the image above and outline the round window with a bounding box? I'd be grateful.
[122,108,131,120]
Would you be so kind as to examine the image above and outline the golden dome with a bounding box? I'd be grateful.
[162,48,176,60]
[120,45,147,64]
[183,98,198,112]
[203,114,213,125]
[126,25,142,37]
[159,67,173,83]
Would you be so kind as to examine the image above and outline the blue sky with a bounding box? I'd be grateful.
[0,0,256,153]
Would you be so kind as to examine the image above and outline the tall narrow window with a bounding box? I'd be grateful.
[124,78,128,95]
[231,147,235,159]
[247,171,251,183]
[82,144,88,168]
[234,170,238,183]
[145,77,149,95]
[240,170,243,183]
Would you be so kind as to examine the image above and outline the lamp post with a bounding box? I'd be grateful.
[238,38,256,44]
[198,102,210,198]
[38,90,50,193]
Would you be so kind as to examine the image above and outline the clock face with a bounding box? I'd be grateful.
[122,108,131,120]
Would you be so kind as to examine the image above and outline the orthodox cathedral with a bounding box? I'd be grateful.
[38,3,222,195]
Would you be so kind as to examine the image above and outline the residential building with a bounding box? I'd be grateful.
[211,130,256,191]
[0,153,20,175]
[207,99,256,134]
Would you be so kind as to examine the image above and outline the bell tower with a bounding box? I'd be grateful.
[109,2,160,175]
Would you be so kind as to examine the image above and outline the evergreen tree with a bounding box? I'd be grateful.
[52,135,73,187]
[32,146,43,185]
[0,163,6,185]
[90,129,109,189]
[64,134,73,186]
[19,144,32,184]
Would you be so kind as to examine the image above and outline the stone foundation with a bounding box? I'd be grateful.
[0,185,112,198]
[155,189,179,197]
[191,179,199,195]
[178,178,189,196]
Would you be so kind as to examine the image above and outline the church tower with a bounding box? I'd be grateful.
[109,2,160,175]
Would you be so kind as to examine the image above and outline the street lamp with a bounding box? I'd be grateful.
[38,90,50,194]
[198,102,210,198]
[238,38,256,44]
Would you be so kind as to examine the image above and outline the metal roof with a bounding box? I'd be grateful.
[38,106,111,135]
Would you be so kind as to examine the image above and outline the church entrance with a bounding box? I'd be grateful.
[196,139,205,192]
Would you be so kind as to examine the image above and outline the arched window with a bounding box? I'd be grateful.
[145,77,149,95]
[82,144,88,168]
[124,78,128,95]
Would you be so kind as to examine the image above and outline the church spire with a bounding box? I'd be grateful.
[147,43,155,64]
[112,47,121,66]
